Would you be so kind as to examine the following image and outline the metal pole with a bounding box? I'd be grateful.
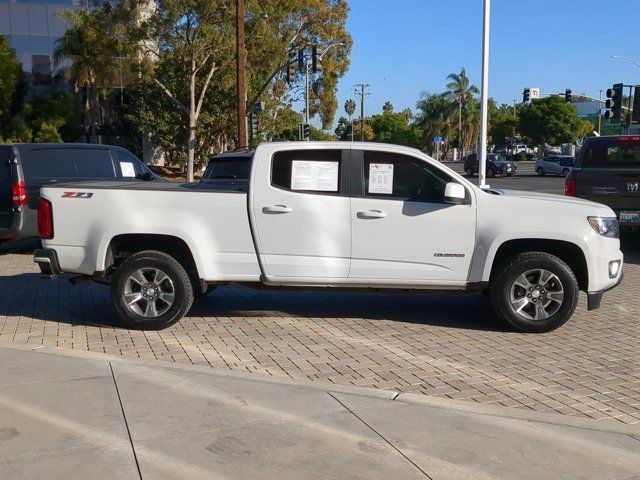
[598,90,602,134]
[305,63,310,127]
[478,0,491,188]
[457,98,462,160]
[235,0,247,147]
[360,84,365,141]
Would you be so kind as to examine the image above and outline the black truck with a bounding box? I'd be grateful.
[566,135,640,229]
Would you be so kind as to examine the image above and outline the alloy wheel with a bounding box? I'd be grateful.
[123,268,175,318]
[509,269,564,321]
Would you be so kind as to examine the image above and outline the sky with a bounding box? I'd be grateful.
[329,0,640,126]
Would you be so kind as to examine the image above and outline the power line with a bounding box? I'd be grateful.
[354,83,371,141]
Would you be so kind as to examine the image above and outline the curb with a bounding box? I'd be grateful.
[2,341,638,436]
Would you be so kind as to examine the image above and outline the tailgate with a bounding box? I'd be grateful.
[575,168,640,211]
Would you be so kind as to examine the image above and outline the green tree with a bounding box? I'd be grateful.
[28,91,82,142]
[334,116,351,140]
[370,110,421,148]
[344,98,356,140]
[489,100,518,148]
[413,92,456,156]
[382,101,394,113]
[0,36,23,137]
[519,96,582,146]
[34,122,63,143]
[446,68,479,155]
[53,5,137,143]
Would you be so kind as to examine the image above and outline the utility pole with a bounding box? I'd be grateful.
[354,83,370,141]
[598,89,603,134]
[305,61,310,125]
[235,0,247,148]
[478,0,491,189]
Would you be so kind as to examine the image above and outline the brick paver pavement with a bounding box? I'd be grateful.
[1,240,639,424]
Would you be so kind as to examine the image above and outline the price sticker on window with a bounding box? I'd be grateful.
[368,163,394,194]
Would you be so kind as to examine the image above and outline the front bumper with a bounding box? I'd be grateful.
[33,248,61,277]
[587,271,624,311]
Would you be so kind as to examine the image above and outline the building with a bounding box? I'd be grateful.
[0,0,93,88]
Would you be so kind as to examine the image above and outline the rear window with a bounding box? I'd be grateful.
[22,148,116,179]
[202,155,252,181]
[581,138,640,168]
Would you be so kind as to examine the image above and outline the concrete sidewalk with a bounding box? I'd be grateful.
[0,344,638,480]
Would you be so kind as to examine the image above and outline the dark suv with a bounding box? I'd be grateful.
[0,143,159,241]
[566,135,640,229]
[464,153,517,177]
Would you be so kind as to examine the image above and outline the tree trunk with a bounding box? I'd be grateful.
[187,73,196,182]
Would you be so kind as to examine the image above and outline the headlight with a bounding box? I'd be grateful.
[588,217,619,238]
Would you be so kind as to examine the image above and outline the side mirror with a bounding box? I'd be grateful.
[444,182,466,205]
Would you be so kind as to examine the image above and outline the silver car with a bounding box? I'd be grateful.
[536,155,575,177]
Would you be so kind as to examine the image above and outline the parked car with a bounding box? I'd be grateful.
[464,153,517,177]
[34,141,622,334]
[200,148,253,192]
[566,135,640,229]
[536,155,575,177]
[0,143,160,242]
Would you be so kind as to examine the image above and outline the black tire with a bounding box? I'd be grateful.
[490,252,579,333]
[110,250,194,330]
[488,168,495,178]
[536,167,545,177]
[506,173,514,177]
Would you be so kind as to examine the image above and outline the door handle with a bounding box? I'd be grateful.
[262,205,293,214]
[357,210,387,219]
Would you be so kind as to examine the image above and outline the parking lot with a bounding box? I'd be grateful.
[0,168,638,425]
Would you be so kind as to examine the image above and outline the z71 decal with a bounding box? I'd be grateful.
[61,192,94,199]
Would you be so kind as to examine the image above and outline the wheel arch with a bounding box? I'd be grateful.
[486,238,588,291]
[103,234,204,291]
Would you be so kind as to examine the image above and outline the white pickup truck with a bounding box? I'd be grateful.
[34,142,623,333]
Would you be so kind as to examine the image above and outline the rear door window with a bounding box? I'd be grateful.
[22,148,116,180]
[203,155,252,182]
[75,150,116,178]
[271,149,344,194]
[581,138,640,168]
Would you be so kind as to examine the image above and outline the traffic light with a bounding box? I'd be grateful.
[564,89,572,103]
[251,114,259,140]
[523,88,530,103]
[285,61,297,84]
[604,83,623,123]
[311,46,322,73]
[297,48,305,71]
[298,123,310,141]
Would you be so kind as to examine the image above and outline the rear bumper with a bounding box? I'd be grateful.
[33,248,61,277]
[587,271,624,311]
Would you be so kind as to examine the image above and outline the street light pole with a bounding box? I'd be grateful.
[611,55,640,69]
[235,0,247,148]
[478,0,491,189]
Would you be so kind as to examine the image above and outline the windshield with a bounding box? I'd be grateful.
[202,156,252,181]
[581,137,640,168]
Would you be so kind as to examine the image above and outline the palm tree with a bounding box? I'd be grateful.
[446,68,479,157]
[344,99,356,141]
[53,10,123,143]
[414,92,456,158]
[382,101,394,113]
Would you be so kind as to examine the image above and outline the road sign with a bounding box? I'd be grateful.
[530,88,540,99]
[434,136,443,143]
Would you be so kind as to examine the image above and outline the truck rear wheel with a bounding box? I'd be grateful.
[490,252,579,333]
[110,250,193,330]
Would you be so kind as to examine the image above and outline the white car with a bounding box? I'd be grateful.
[34,142,623,333]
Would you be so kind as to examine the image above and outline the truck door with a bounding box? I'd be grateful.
[250,147,351,281]
[349,149,476,283]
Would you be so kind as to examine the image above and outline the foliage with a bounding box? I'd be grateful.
[344,99,356,118]
[519,96,582,146]
[488,100,518,148]
[34,122,63,143]
[352,121,374,141]
[578,119,596,138]
[53,2,138,142]
[445,68,479,154]
[334,116,351,140]
[382,101,393,113]
[413,92,456,156]
[370,110,421,147]
[0,36,22,130]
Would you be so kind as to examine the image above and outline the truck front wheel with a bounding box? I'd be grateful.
[490,252,579,333]
[110,250,194,330]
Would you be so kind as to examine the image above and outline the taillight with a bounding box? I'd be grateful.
[565,178,576,197]
[12,180,27,206]
[37,198,54,239]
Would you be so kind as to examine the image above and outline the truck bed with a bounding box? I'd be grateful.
[52,180,248,194]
